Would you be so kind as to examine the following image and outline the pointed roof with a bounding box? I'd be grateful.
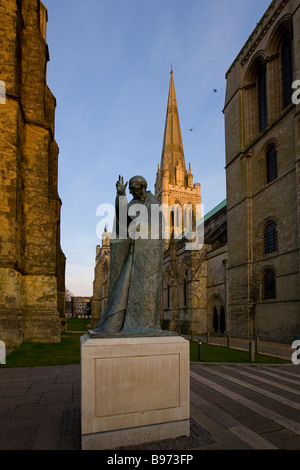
[160,71,187,186]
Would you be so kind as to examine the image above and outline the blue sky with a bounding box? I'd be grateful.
[42,0,272,296]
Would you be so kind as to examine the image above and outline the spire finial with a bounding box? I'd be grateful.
[170,62,173,74]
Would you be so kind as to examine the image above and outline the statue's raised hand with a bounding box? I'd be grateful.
[116,175,128,196]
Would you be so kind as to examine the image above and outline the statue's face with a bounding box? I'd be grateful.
[129,177,147,200]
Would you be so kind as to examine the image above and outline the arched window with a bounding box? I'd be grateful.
[176,206,181,229]
[282,33,293,109]
[213,307,218,333]
[170,211,174,229]
[266,145,277,183]
[264,222,278,254]
[258,62,268,131]
[263,270,276,299]
[184,206,193,231]
[170,203,183,233]
[220,307,226,334]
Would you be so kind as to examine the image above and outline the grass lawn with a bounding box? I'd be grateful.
[67,318,91,331]
[2,333,83,368]
[0,320,289,368]
[0,318,90,368]
[189,340,289,364]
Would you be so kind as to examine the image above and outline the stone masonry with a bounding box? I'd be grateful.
[224,0,300,342]
[0,0,66,350]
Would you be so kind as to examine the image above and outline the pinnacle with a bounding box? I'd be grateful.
[160,72,187,186]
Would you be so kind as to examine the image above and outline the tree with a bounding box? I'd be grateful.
[84,301,92,316]
[65,288,74,302]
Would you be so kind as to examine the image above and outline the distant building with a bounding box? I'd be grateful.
[91,227,111,328]
[71,297,92,318]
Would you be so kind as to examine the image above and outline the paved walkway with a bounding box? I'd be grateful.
[0,365,81,450]
[190,362,300,450]
[1,358,300,450]
[187,334,293,360]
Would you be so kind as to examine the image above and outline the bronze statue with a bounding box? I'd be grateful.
[90,175,175,337]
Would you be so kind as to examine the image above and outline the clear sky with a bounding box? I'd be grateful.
[42,0,272,296]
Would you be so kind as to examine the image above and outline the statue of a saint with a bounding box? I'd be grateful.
[90,175,174,337]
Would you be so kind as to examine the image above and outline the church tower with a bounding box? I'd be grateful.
[155,71,201,240]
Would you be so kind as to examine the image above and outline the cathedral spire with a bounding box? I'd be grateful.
[155,72,201,227]
[160,71,187,187]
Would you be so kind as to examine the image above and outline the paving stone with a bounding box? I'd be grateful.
[0,368,32,378]
[56,372,80,384]
[0,394,41,406]
[33,404,66,450]
[260,431,298,450]
[118,419,217,451]
[9,376,32,385]
[4,386,30,397]
[27,381,73,395]
[212,429,252,450]
[30,374,58,385]
[30,366,64,376]
[10,404,46,428]
[284,436,300,447]
[190,402,225,434]
[39,390,73,406]
[0,405,15,420]
[234,411,283,434]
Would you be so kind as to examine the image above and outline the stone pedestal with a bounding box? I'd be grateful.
[81,335,190,450]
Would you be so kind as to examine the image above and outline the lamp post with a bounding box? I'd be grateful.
[198,340,202,361]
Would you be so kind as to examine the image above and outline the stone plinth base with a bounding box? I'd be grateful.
[80,335,190,450]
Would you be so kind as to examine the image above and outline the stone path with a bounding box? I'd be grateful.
[0,365,81,450]
[0,362,300,450]
[190,363,300,450]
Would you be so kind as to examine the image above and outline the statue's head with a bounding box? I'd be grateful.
[129,175,148,201]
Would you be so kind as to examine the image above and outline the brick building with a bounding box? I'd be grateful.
[71,297,92,318]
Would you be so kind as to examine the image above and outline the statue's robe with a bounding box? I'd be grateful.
[94,191,164,334]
